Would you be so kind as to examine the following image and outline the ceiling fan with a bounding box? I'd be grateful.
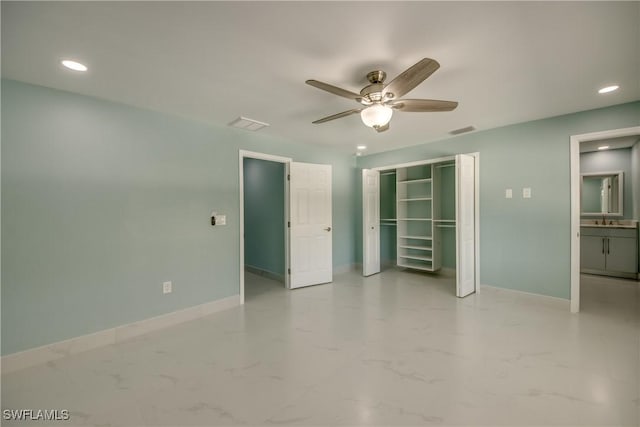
[306,58,458,133]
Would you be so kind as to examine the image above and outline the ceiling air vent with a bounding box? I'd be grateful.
[449,125,476,135]
[228,116,270,132]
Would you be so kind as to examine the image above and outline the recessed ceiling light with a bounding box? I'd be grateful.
[61,60,88,72]
[357,145,367,150]
[598,85,619,94]
[597,145,610,150]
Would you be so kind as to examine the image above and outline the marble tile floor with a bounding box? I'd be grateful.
[2,270,638,426]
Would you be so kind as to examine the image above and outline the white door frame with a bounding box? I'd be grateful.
[569,126,640,313]
[368,152,480,292]
[239,150,292,304]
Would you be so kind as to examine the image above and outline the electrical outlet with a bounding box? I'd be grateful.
[163,281,172,294]
[505,188,513,199]
[523,187,532,199]
[217,215,226,225]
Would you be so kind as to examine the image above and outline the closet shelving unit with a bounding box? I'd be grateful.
[363,154,477,297]
[396,164,436,271]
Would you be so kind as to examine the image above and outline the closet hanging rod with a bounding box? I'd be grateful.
[436,224,457,228]
[435,164,455,169]
[380,172,397,176]
[380,223,397,226]
[433,219,456,222]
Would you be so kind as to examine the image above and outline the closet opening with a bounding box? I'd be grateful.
[363,154,479,297]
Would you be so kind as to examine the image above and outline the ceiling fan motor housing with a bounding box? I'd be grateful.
[361,71,387,103]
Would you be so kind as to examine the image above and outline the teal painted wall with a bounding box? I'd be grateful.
[438,165,456,269]
[379,172,396,266]
[1,80,356,355]
[580,148,633,218]
[243,158,285,277]
[357,101,640,299]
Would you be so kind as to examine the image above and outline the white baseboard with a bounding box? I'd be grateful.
[1,295,240,374]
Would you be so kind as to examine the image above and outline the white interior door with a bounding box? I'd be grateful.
[362,169,380,276]
[456,154,476,297]
[289,162,332,289]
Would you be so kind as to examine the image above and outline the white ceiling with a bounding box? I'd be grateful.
[2,2,639,154]
[580,135,640,153]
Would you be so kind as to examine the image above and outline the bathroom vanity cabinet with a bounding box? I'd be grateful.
[580,226,638,279]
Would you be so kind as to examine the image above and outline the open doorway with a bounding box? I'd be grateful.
[239,150,291,304]
[570,127,640,313]
[243,157,286,301]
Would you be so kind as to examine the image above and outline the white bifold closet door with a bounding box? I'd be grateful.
[362,169,380,276]
[289,162,333,289]
[455,154,476,297]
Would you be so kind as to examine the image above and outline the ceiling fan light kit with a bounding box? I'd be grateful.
[361,104,393,128]
[306,58,458,133]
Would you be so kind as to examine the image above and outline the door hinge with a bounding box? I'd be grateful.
[287,174,290,181]
[288,268,291,274]
[288,221,290,228]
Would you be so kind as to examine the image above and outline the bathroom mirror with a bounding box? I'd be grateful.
[581,171,623,216]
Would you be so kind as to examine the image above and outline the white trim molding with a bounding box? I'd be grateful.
[1,295,240,373]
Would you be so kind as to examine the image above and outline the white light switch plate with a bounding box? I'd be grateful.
[505,188,513,199]
[163,281,172,294]
[217,215,226,225]
[523,187,532,198]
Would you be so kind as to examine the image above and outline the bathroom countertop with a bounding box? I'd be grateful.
[580,224,637,229]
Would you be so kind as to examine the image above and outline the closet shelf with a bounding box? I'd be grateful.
[398,178,432,184]
[381,223,397,226]
[433,219,456,222]
[398,262,434,272]
[399,235,433,240]
[399,254,433,262]
[398,218,432,221]
[398,198,432,202]
[399,245,432,251]
[436,224,456,228]
[380,218,397,221]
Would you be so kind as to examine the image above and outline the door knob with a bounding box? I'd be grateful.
[324,227,332,232]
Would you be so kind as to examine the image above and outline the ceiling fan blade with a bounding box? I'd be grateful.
[374,123,389,133]
[312,108,362,124]
[391,99,458,112]
[382,58,440,99]
[306,80,362,102]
